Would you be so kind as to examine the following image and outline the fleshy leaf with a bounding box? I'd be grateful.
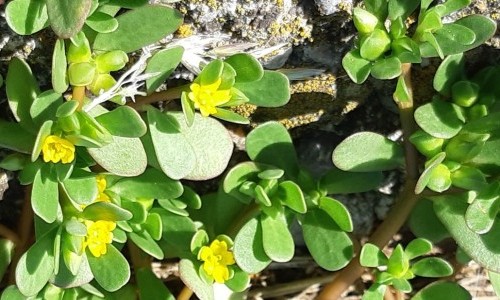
[414,98,465,139]
[319,167,383,194]
[333,132,404,172]
[109,167,183,200]
[360,243,387,267]
[434,194,500,272]
[302,209,353,271]
[93,5,183,53]
[87,245,130,292]
[145,47,184,94]
[233,217,271,273]
[261,212,294,262]
[45,0,92,38]
[246,122,299,177]
[411,281,471,300]
[342,50,371,84]
[5,0,49,35]
[411,257,453,277]
[234,71,290,107]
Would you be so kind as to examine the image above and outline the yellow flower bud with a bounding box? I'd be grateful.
[198,239,235,283]
[95,175,110,202]
[188,78,231,117]
[84,220,116,257]
[41,135,75,164]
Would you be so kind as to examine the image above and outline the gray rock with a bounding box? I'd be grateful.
[314,0,353,16]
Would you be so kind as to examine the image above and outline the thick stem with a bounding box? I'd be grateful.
[72,86,86,110]
[177,286,194,300]
[128,85,188,110]
[319,63,422,299]
[0,223,20,245]
[226,203,260,238]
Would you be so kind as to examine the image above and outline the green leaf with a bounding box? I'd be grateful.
[136,268,174,300]
[102,0,148,8]
[318,197,353,232]
[427,163,452,193]
[128,231,164,260]
[85,12,119,33]
[144,213,162,240]
[96,106,147,138]
[276,181,306,214]
[31,120,52,162]
[225,267,250,292]
[411,281,471,300]
[16,227,57,296]
[6,57,39,130]
[0,120,35,154]
[50,253,93,290]
[388,0,419,20]
[234,71,290,107]
[246,121,299,177]
[451,166,487,191]
[360,243,387,267]
[441,0,471,16]
[405,238,432,260]
[342,50,372,84]
[88,135,147,177]
[82,202,132,222]
[408,199,450,243]
[61,169,98,206]
[359,29,391,61]
[434,194,500,272]
[420,15,497,58]
[0,285,26,300]
[394,75,411,103]
[414,98,465,139]
[45,0,92,38]
[364,0,388,19]
[320,167,383,194]
[180,92,195,127]
[225,53,264,83]
[261,212,294,262]
[146,108,195,180]
[30,91,62,129]
[190,230,209,254]
[109,167,183,200]
[87,245,130,292]
[333,131,404,172]
[412,257,453,277]
[93,5,183,53]
[168,112,234,180]
[415,152,446,194]
[212,108,250,125]
[0,239,15,280]
[433,53,465,96]
[465,185,499,234]
[370,57,402,80]
[5,0,49,35]
[199,60,224,85]
[145,47,184,94]
[178,259,214,300]
[362,284,386,300]
[32,170,59,223]
[302,209,353,271]
[233,217,271,273]
[158,210,196,258]
[489,270,500,298]
[223,162,269,203]
[52,39,69,94]
[387,245,409,278]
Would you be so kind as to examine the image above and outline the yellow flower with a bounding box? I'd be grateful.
[95,175,110,202]
[41,135,75,164]
[198,239,235,283]
[83,220,116,257]
[188,78,231,117]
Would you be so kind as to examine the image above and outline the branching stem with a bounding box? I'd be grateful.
[128,85,189,110]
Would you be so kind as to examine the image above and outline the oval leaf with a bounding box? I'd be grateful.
[234,71,290,107]
[5,0,49,35]
[302,209,353,271]
[87,245,130,292]
[233,217,271,274]
[45,0,92,38]
[93,5,183,53]
[333,131,404,172]
[414,99,465,139]
[261,213,294,262]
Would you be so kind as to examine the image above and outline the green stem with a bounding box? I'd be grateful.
[128,85,189,110]
[226,203,261,238]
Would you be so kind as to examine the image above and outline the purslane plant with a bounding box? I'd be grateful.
[318,0,498,299]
